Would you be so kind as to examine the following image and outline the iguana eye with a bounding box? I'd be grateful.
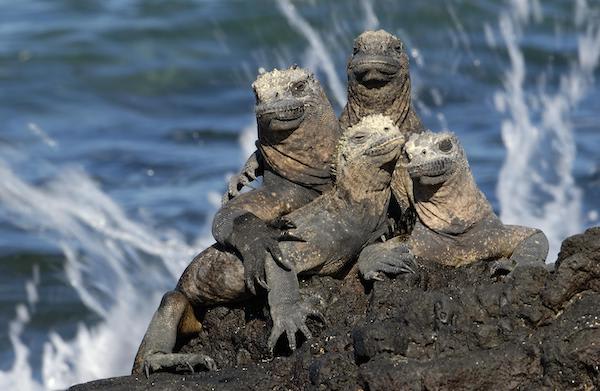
[438,139,453,152]
[292,80,307,93]
[352,46,359,55]
[352,133,367,142]
[394,42,403,52]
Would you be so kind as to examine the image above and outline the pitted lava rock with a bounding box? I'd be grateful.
[71,227,600,391]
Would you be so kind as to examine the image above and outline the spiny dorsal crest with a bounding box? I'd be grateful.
[251,66,314,100]
[355,29,404,52]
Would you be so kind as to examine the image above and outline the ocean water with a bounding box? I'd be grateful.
[0,0,599,389]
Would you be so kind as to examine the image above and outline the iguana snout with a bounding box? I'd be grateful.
[256,99,305,131]
[349,30,408,90]
[403,131,466,185]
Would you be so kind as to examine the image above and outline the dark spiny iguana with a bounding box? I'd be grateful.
[222,66,339,203]
[212,66,341,296]
[358,131,549,280]
[131,115,405,376]
[340,29,423,134]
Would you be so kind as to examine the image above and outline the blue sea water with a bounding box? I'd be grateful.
[0,0,599,389]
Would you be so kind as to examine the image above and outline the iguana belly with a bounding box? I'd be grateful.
[279,194,387,275]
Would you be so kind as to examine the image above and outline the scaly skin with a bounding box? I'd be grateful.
[340,29,423,134]
[359,131,549,281]
[212,67,341,295]
[264,115,407,350]
[132,115,404,376]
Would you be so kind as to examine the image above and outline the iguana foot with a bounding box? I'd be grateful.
[268,299,325,352]
[142,352,217,378]
[358,241,417,281]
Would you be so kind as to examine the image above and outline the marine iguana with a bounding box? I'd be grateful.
[340,29,423,133]
[222,65,338,203]
[132,115,405,376]
[359,131,549,280]
[212,66,341,295]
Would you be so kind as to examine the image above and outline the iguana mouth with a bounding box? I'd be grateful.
[365,135,402,157]
[350,55,400,89]
[256,100,306,131]
[407,157,453,179]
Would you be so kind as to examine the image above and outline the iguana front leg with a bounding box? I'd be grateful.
[222,150,263,205]
[264,253,324,352]
[358,237,417,281]
[490,230,549,276]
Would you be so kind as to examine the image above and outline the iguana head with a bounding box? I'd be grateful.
[348,30,409,94]
[336,114,403,184]
[251,66,340,190]
[403,131,467,186]
[253,66,329,136]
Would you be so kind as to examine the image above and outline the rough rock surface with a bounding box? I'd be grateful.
[71,227,600,391]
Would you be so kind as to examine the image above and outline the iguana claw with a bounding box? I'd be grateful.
[358,241,417,281]
[268,300,325,352]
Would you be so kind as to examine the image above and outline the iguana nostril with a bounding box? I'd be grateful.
[422,150,427,155]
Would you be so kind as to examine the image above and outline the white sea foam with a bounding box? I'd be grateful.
[0,158,208,390]
[275,0,347,107]
[494,0,600,261]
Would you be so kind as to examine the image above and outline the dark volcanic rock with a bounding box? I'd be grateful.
[71,227,600,391]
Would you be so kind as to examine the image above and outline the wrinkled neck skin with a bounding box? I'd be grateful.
[412,166,493,235]
[258,90,340,191]
[342,75,422,135]
[335,159,393,205]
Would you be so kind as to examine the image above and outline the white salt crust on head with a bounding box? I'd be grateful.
[358,29,398,42]
[347,114,399,134]
[252,67,312,94]
[405,130,457,150]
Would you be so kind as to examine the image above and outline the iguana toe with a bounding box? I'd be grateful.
[142,352,217,377]
[358,243,417,280]
[490,258,514,277]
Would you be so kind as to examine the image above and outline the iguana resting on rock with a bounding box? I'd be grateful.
[359,131,549,280]
[132,67,340,375]
[132,115,406,376]
[212,66,341,295]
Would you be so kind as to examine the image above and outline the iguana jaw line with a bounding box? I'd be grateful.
[350,55,400,89]
[365,135,402,157]
[256,100,306,131]
[407,157,452,177]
